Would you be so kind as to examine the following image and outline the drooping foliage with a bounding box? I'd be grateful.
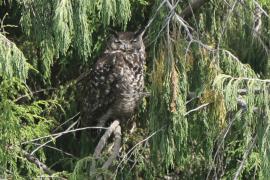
[0,33,28,81]
[0,0,270,179]
[142,0,270,179]
[19,0,132,81]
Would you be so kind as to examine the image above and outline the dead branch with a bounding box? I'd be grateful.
[93,121,120,159]
[165,0,193,40]
[96,125,122,180]
[22,150,55,176]
[184,103,210,116]
[114,127,164,178]
[91,120,120,177]
[237,88,266,95]
[52,112,80,133]
[187,91,260,113]
[31,142,75,158]
[31,120,78,155]
[102,125,121,169]
[233,135,257,180]
[22,125,108,145]
[14,88,56,102]
[23,150,68,179]
[206,115,238,179]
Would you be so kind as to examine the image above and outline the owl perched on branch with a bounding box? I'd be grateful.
[78,30,146,129]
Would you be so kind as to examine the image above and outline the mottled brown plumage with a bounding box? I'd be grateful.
[79,31,146,128]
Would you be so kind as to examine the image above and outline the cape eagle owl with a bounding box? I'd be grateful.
[79,30,146,128]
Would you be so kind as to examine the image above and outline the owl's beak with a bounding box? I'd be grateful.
[123,44,132,51]
[124,44,128,50]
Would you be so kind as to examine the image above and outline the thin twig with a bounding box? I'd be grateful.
[184,103,210,116]
[217,0,239,49]
[22,125,108,145]
[114,127,165,177]
[53,112,80,133]
[142,0,167,35]
[14,88,56,102]
[31,142,75,158]
[186,91,260,114]
[233,135,257,180]
[206,114,238,179]
[30,120,78,155]
[165,0,193,39]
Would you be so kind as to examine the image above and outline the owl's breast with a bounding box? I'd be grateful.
[111,52,145,118]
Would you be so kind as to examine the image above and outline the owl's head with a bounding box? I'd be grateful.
[107,30,144,52]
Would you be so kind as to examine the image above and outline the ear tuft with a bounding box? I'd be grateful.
[108,28,119,38]
[134,27,145,38]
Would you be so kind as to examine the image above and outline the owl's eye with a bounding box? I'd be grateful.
[114,40,121,43]
[131,39,137,43]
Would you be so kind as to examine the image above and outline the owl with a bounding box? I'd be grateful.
[78,30,146,129]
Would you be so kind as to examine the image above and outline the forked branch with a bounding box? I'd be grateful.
[91,120,122,179]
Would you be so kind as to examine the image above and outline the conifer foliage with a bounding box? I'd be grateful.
[0,0,270,179]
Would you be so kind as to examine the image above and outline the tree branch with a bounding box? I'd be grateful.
[96,125,122,180]
[184,103,210,116]
[102,125,121,170]
[91,120,120,176]
[233,135,257,180]
[187,91,260,113]
[114,127,165,177]
[30,120,78,155]
[22,125,108,145]
[22,150,55,176]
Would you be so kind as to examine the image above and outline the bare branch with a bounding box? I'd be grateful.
[22,150,55,176]
[93,121,120,158]
[53,112,80,133]
[206,115,238,179]
[102,125,121,170]
[165,0,193,39]
[22,150,67,179]
[114,127,164,177]
[186,91,261,114]
[184,103,210,116]
[14,88,56,102]
[30,120,78,155]
[142,0,166,34]
[22,125,108,145]
[91,120,120,175]
[96,125,122,180]
[233,135,257,180]
[252,0,270,18]
[31,142,75,158]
